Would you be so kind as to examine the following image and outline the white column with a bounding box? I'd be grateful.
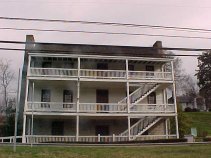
[163,89,167,112]
[30,82,35,146]
[76,115,79,141]
[171,61,179,138]
[77,57,80,113]
[175,116,179,138]
[126,59,130,113]
[165,118,168,139]
[22,55,31,142]
[128,116,131,141]
[22,115,27,143]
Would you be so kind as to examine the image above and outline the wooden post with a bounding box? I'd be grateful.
[165,118,168,139]
[112,134,115,142]
[77,57,80,113]
[98,134,100,142]
[171,61,179,138]
[31,82,35,147]
[13,68,21,152]
[23,55,31,143]
[76,115,79,141]
[163,89,167,112]
[126,59,130,113]
[128,116,131,141]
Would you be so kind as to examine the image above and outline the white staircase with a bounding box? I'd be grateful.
[118,83,160,110]
[120,116,163,140]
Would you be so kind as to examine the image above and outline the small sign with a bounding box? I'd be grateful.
[191,128,197,137]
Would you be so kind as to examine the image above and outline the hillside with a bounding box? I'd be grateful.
[183,112,211,136]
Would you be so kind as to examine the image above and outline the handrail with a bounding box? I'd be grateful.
[29,67,172,80]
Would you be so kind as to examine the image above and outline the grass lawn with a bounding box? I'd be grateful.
[0,144,211,158]
[183,112,211,135]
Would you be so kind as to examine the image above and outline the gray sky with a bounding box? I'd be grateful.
[1,0,211,82]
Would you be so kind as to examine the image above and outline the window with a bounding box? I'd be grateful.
[41,89,51,108]
[146,65,154,77]
[63,90,73,108]
[147,92,156,104]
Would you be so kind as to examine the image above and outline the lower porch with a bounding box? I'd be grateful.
[23,115,177,143]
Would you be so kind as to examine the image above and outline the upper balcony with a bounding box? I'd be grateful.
[28,56,173,82]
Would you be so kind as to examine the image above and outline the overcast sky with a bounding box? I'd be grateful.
[1,0,211,83]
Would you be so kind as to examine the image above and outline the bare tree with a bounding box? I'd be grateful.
[164,51,198,96]
[0,60,14,112]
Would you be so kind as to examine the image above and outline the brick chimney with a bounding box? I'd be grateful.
[153,41,163,54]
[25,35,35,50]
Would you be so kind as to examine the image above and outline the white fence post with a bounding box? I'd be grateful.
[98,134,100,142]
[112,134,115,142]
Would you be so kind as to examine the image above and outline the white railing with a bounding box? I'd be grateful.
[134,134,177,140]
[25,135,128,143]
[0,136,23,143]
[79,103,127,113]
[30,68,78,77]
[26,102,174,113]
[29,67,172,80]
[128,71,172,80]
[25,135,76,143]
[27,102,76,112]
[80,69,126,79]
[0,135,177,143]
[130,104,175,113]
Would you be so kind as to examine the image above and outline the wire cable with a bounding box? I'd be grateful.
[1,27,211,40]
[1,16,211,33]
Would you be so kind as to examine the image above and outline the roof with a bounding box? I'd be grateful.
[25,35,170,58]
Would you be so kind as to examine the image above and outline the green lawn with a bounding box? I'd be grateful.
[183,112,211,136]
[0,144,211,158]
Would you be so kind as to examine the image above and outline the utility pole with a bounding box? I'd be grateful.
[13,68,21,152]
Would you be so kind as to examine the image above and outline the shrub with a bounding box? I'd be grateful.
[192,108,200,112]
[203,137,211,142]
[185,107,192,112]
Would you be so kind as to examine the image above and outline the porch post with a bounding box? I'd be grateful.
[163,89,167,112]
[22,115,26,143]
[165,118,168,139]
[22,56,31,143]
[126,59,130,113]
[76,115,79,141]
[175,116,179,139]
[31,81,35,146]
[76,57,80,142]
[171,61,179,138]
[77,57,80,113]
[128,116,131,141]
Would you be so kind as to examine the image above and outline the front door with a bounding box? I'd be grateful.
[95,125,109,135]
[96,89,109,112]
[51,121,64,135]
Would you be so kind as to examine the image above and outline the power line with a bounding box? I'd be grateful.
[1,27,211,40]
[0,40,209,52]
[1,16,211,33]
